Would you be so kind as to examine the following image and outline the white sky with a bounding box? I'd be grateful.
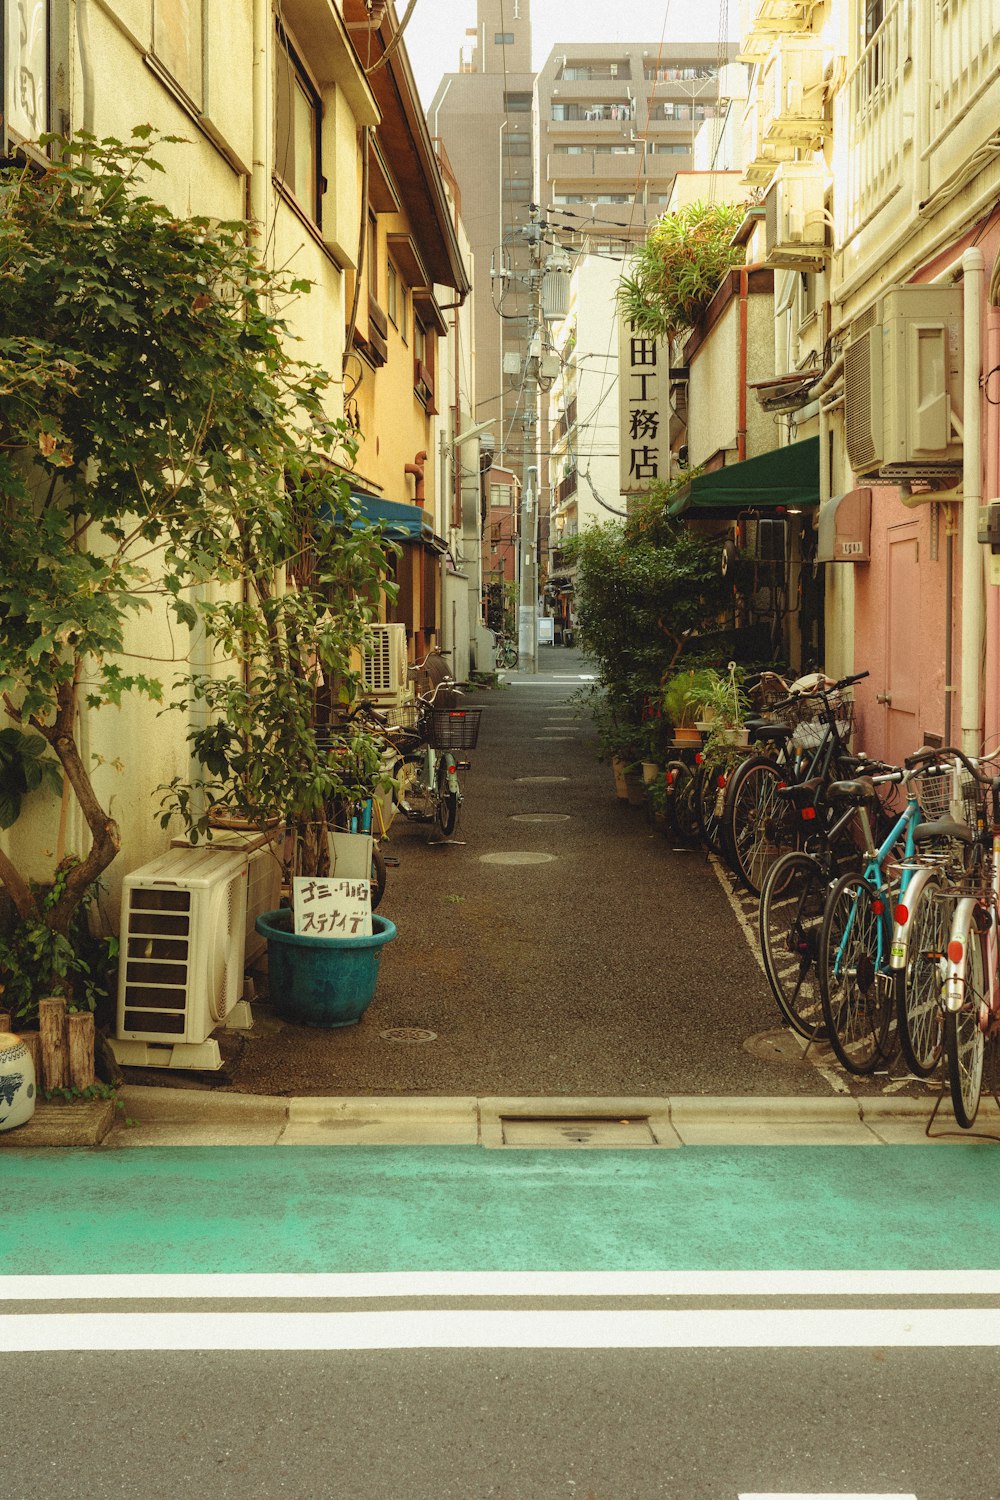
[404,1,738,109]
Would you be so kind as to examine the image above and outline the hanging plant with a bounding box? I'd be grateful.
[617,199,748,342]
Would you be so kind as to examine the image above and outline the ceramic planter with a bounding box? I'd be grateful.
[256,907,397,1027]
[0,1032,36,1132]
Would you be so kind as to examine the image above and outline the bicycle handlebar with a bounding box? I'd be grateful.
[903,744,983,781]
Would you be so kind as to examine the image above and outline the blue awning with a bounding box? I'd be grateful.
[350,493,447,553]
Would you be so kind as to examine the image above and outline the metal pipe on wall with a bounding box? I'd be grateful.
[960,248,985,756]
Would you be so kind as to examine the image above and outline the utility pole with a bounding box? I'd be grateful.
[518,464,538,672]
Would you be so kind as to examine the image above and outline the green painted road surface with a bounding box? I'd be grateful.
[3,1146,998,1275]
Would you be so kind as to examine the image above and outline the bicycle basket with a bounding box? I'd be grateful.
[399,699,422,732]
[427,707,483,750]
[778,689,854,751]
[916,763,982,827]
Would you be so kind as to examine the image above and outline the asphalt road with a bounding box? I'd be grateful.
[5,1144,999,1500]
[173,647,936,1106]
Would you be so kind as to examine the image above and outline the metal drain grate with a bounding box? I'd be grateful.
[379,1027,438,1044]
[501,1116,656,1147]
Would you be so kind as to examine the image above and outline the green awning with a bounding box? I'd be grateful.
[667,436,820,518]
[347,493,447,553]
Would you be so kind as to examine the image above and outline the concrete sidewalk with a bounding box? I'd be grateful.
[86,1084,999,1147]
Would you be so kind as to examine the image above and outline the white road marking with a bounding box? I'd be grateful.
[3,1307,1000,1351]
[4,1269,1000,1300]
[740,1494,917,1499]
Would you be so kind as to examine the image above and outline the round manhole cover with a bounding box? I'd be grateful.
[511,813,572,824]
[479,851,558,865]
[379,1027,438,1044]
[515,775,570,783]
[743,1029,808,1065]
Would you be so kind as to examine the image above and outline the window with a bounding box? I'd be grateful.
[413,313,435,408]
[491,483,514,508]
[864,0,885,41]
[153,0,203,104]
[275,31,321,222]
[387,261,399,326]
[503,91,532,112]
[504,132,532,156]
[495,32,514,44]
[367,213,378,299]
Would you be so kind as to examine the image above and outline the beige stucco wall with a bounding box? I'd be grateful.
[687,290,776,468]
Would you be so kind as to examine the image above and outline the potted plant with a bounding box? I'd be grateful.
[697,664,751,748]
[662,669,716,744]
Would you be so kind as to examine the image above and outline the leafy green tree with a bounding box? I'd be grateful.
[0,130,392,1017]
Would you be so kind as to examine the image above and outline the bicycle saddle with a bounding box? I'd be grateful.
[776,776,823,809]
[826,777,877,806]
[746,721,792,744]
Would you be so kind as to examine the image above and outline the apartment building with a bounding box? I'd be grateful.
[536,42,733,250]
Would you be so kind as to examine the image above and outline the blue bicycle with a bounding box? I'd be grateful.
[816,751,964,1075]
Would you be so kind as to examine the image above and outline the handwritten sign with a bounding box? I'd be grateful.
[292,877,372,938]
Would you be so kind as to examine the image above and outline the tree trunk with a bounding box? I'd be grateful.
[39,996,69,1090]
[68,1011,95,1090]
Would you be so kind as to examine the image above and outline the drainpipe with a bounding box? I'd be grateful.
[251,0,271,234]
[737,267,749,461]
[983,301,1000,749]
[75,0,96,135]
[404,451,427,505]
[960,248,985,756]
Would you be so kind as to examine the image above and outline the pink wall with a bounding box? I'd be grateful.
[852,492,953,761]
[851,216,1000,762]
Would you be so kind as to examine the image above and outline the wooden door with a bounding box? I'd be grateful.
[884,523,921,764]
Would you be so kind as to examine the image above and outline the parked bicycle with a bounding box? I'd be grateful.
[494,631,518,670]
[817,748,979,1075]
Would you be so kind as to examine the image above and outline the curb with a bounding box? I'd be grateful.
[87,1086,995,1149]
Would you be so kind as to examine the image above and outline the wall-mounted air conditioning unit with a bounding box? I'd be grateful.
[110,847,249,1071]
[171,828,283,965]
[361,622,408,715]
[761,35,827,147]
[843,285,964,481]
[763,161,828,268]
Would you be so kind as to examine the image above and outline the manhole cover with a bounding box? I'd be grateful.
[479,851,558,865]
[743,1028,809,1065]
[515,775,570,783]
[379,1027,438,1044]
[511,813,572,824]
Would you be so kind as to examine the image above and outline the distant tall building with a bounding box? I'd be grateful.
[536,43,734,251]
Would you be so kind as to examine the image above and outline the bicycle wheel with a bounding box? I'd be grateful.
[664,759,699,845]
[759,850,829,1040]
[725,756,797,896]
[370,843,387,911]
[894,875,948,1077]
[435,761,459,836]
[694,751,733,856]
[819,871,894,1074]
[944,912,987,1128]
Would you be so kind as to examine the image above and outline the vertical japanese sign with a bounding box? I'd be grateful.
[618,317,669,498]
[4,0,48,142]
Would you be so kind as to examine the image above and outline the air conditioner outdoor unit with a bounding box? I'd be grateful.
[110,846,250,1071]
[843,284,964,481]
[763,161,828,268]
[761,35,827,147]
[361,622,408,714]
[171,828,283,965]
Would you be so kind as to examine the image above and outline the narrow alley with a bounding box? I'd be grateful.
[217,648,886,1102]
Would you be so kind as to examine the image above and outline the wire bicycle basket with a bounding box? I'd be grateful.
[426,707,483,751]
[776,689,854,751]
[915,761,983,828]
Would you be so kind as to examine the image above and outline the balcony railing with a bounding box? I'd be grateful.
[924,0,1000,156]
[835,0,1000,248]
[834,0,907,241]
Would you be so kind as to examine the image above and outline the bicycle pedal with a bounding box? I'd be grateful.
[457,759,471,769]
[383,855,401,867]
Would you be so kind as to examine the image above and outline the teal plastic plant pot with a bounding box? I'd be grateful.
[255,908,397,1027]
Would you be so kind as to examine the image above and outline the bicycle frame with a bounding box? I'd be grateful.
[831,782,922,984]
[943,829,998,1022]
